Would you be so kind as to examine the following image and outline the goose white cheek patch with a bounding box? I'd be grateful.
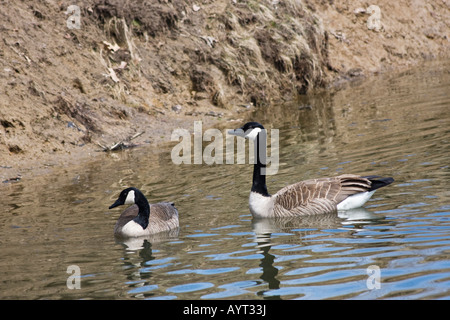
[124,190,135,204]
[245,128,261,141]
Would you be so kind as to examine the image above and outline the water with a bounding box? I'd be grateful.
[1,60,449,300]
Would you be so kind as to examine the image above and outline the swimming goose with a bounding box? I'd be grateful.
[109,187,179,237]
[228,122,394,218]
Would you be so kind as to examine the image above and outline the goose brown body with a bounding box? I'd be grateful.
[270,174,385,217]
[113,202,179,237]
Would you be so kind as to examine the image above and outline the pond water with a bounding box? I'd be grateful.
[1,60,449,300]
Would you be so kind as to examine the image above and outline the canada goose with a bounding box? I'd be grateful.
[228,122,394,218]
[109,187,179,238]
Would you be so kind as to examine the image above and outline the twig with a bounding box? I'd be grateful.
[97,131,145,151]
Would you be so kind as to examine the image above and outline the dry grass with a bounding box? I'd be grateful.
[207,0,329,105]
[89,0,330,107]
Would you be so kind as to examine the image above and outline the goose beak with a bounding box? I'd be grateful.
[228,128,245,137]
[109,199,122,209]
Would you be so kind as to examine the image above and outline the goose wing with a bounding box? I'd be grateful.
[148,202,180,232]
[151,202,178,220]
[272,174,372,216]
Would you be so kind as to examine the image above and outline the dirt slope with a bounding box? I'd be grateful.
[0,0,448,181]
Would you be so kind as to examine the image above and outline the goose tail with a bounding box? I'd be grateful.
[364,176,394,191]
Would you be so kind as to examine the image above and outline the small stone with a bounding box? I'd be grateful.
[172,105,182,113]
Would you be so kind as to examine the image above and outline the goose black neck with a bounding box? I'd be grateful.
[133,190,150,230]
[252,130,270,197]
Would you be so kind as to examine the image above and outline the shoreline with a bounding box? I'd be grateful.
[0,57,442,185]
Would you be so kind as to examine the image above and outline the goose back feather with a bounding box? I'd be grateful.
[271,174,389,217]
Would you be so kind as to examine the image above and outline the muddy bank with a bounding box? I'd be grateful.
[0,0,448,182]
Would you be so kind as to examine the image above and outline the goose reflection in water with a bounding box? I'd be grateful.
[251,207,382,298]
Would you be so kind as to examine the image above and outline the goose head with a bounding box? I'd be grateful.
[109,187,139,209]
[228,122,265,141]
